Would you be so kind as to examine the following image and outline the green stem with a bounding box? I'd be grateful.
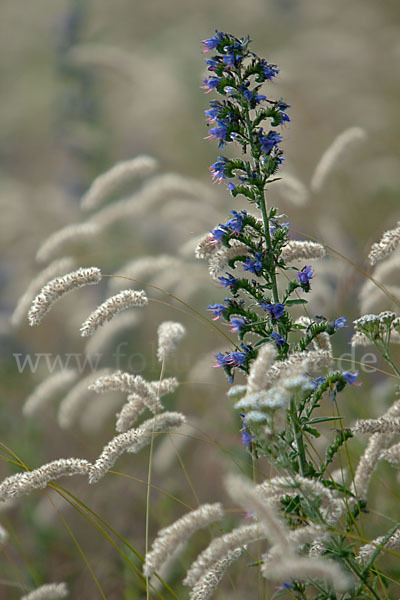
[382,347,400,378]
[242,110,280,305]
[289,396,307,477]
[145,359,166,600]
[258,189,280,305]
[344,557,380,600]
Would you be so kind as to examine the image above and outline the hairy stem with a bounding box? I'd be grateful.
[289,396,308,477]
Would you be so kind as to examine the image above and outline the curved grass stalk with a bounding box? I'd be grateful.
[0,444,175,598]
[330,357,400,380]
[48,485,174,600]
[56,508,107,600]
[145,359,165,600]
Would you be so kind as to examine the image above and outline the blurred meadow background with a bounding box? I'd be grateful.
[1,0,400,597]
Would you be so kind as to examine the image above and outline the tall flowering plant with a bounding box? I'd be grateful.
[196,30,397,599]
[202,31,355,454]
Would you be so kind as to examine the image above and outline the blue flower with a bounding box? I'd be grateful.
[276,99,290,111]
[211,226,228,241]
[255,94,267,104]
[241,427,253,448]
[230,317,246,333]
[202,76,220,93]
[205,100,223,122]
[281,582,292,591]
[276,99,291,123]
[214,351,246,367]
[218,273,238,289]
[240,414,253,449]
[222,53,243,68]
[270,331,285,346]
[201,31,223,53]
[343,371,359,385]
[312,376,327,390]
[208,124,229,147]
[228,181,236,193]
[279,111,290,124]
[269,220,290,237]
[205,108,219,122]
[206,58,219,71]
[243,252,263,275]
[243,89,267,106]
[261,302,285,320]
[259,130,282,154]
[207,303,226,320]
[297,265,313,286]
[229,351,247,366]
[333,317,347,330]
[259,60,279,80]
[225,210,247,234]
[209,156,229,182]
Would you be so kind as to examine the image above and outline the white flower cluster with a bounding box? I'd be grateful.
[353,311,399,344]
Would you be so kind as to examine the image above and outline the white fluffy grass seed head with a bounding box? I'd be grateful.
[357,529,400,565]
[116,377,179,432]
[310,126,367,193]
[28,267,102,327]
[0,459,91,502]
[225,474,289,549]
[368,222,400,266]
[0,523,8,545]
[20,582,69,600]
[108,255,180,294]
[280,240,326,263]
[35,223,99,264]
[88,372,164,416]
[89,411,186,483]
[352,417,400,434]
[81,155,158,211]
[353,399,400,497]
[195,233,219,259]
[188,548,243,600]
[11,257,75,327]
[80,289,148,337]
[115,394,147,433]
[157,321,186,362]
[207,243,250,281]
[274,173,309,206]
[247,343,277,394]
[183,523,264,588]
[262,556,352,592]
[84,311,139,356]
[143,503,224,578]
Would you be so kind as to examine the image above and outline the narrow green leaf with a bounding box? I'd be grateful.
[285,299,308,306]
